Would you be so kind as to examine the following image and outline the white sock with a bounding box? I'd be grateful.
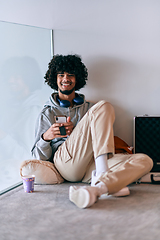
[96,181,108,195]
[95,153,110,176]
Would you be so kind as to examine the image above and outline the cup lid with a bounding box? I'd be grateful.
[22,175,35,179]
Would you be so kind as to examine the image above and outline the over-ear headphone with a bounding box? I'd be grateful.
[56,94,84,108]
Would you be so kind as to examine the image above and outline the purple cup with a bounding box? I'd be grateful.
[22,175,35,193]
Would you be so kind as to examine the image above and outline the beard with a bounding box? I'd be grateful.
[59,86,75,95]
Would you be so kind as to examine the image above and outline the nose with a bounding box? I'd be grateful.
[63,74,69,81]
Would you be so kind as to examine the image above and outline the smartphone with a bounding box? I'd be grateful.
[55,115,67,123]
[54,115,67,135]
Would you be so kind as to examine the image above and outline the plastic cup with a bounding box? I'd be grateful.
[22,175,35,193]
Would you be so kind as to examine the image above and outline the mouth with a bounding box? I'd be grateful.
[61,82,72,88]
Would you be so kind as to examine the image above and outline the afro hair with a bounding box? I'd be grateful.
[44,54,88,91]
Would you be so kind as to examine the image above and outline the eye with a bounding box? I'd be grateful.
[58,74,64,77]
[68,74,75,77]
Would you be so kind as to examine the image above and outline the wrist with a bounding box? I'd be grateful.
[41,133,51,142]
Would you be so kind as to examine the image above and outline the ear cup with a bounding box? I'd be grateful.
[56,94,84,108]
[56,95,71,107]
[73,95,84,105]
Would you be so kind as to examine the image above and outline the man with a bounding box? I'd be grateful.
[32,54,153,208]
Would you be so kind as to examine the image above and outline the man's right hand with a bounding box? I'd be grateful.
[42,123,68,141]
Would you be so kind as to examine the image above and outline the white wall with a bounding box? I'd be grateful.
[53,26,160,145]
[1,0,160,146]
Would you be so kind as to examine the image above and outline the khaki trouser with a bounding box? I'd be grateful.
[54,101,153,194]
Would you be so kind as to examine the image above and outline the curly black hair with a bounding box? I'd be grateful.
[44,54,88,91]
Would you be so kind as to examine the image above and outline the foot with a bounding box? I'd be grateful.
[69,186,100,209]
[91,170,130,197]
[112,187,130,197]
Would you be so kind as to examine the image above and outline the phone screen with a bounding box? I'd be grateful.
[59,126,66,135]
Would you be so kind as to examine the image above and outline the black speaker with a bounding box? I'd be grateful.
[134,115,160,172]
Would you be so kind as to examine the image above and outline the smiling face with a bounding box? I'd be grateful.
[57,72,76,95]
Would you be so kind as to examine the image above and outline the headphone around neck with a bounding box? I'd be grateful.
[56,94,84,108]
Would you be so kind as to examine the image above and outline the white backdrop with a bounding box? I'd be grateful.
[54,24,160,147]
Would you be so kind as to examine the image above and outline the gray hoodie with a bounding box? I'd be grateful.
[31,92,94,162]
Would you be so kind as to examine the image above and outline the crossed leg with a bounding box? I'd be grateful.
[69,153,153,208]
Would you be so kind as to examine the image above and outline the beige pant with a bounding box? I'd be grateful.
[54,101,153,194]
